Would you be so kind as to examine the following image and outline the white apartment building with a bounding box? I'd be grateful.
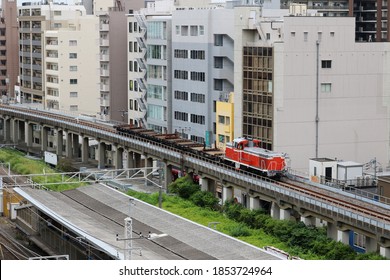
[233,6,390,171]
[18,2,100,115]
[127,1,173,130]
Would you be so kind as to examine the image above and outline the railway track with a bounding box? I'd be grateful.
[1,104,389,233]
[0,223,43,260]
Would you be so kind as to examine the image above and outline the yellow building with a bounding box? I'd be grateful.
[2,188,24,219]
[216,92,234,150]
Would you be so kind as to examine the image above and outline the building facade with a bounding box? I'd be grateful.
[18,2,101,115]
[0,0,19,100]
[233,6,390,171]
[281,0,390,42]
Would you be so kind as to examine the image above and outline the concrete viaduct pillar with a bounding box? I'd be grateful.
[249,196,261,210]
[300,215,316,226]
[72,134,79,158]
[380,247,390,258]
[222,185,233,203]
[98,141,106,169]
[327,222,349,246]
[81,136,89,164]
[25,122,33,147]
[126,151,135,169]
[65,131,72,158]
[144,154,153,186]
[270,202,280,220]
[114,146,124,170]
[11,118,19,144]
[134,152,142,168]
[41,126,49,152]
[365,236,378,253]
[164,162,173,190]
[56,129,63,157]
[200,177,216,193]
[3,117,11,143]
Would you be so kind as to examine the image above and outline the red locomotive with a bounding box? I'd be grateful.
[224,137,287,177]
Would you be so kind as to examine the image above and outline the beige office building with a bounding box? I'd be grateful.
[18,2,101,115]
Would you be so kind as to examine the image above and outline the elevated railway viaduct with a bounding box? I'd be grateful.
[0,104,389,258]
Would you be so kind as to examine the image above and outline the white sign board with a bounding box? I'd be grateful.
[44,151,58,166]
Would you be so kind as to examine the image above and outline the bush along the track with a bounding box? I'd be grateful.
[0,148,85,191]
[222,199,385,260]
[135,175,386,260]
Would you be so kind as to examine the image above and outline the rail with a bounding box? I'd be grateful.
[1,105,390,238]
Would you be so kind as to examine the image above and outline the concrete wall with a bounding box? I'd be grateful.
[273,16,390,171]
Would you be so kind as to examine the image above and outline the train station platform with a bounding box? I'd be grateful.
[14,184,280,260]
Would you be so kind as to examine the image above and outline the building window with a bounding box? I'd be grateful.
[174,70,188,80]
[69,66,77,71]
[321,83,332,92]
[129,61,133,72]
[129,80,133,91]
[148,45,163,59]
[190,50,205,60]
[190,92,205,103]
[133,42,138,52]
[214,57,223,68]
[214,79,223,91]
[304,31,308,42]
[70,105,78,111]
[70,79,77,84]
[129,42,133,52]
[321,60,332,68]
[129,99,133,110]
[69,40,77,46]
[190,71,205,82]
[70,92,78,98]
[199,25,204,35]
[148,65,163,79]
[181,26,188,36]
[69,53,77,59]
[174,111,188,121]
[129,22,133,33]
[174,90,188,100]
[174,49,188,59]
[318,31,322,41]
[134,61,138,72]
[266,33,270,40]
[218,115,225,124]
[214,34,223,46]
[291,31,296,37]
[190,25,198,36]
[175,25,180,35]
[147,104,163,120]
[54,11,62,16]
[190,114,205,125]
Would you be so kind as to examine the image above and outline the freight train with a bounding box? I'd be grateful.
[115,125,288,178]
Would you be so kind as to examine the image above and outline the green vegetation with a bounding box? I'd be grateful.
[127,175,386,260]
[0,148,385,260]
[0,148,85,191]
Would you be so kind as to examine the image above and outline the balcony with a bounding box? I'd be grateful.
[100,84,109,92]
[100,98,110,107]
[100,69,109,76]
[100,38,109,46]
[100,23,109,31]
[100,54,109,61]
